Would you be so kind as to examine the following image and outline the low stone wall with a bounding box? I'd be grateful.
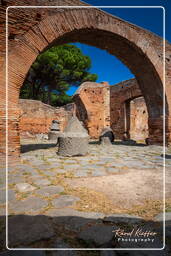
[19,99,75,137]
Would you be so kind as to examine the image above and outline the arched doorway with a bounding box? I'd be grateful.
[1,6,170,158]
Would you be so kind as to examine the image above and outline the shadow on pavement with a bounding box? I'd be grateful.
[21,143,57,153]
[0,213,170,255]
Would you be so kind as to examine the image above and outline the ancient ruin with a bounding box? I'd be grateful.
[58,116,89,156]
[99,127,115,145]
[48,120,61,140]
[74,79,149,141]
[0,0,171,161]
[18,79,149,144]
[0,0,171,252]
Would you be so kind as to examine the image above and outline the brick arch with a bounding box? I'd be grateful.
[1,5,171,158]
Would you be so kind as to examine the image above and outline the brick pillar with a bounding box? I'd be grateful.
[103,82,110,128]
[148,117,166,145]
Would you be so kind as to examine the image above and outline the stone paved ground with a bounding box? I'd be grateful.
[0,139,171,254]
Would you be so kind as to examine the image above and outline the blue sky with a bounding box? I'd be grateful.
[66,0,170,95]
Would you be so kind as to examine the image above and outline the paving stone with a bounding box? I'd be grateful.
[45,208,105,219]
[30,175,43,181]
[107,168,121,173]
[91,169,106,176]
[108,163,125,168]
[74,170,88,177]
[0,189,16,204]
[35,185,64,196]
[16,165,35,173]
[63,165,80,170]
[38,164,52,170]
[154,212,171,223]
[0,206,5,215]
[15,183,37,193]
[64,160,78,164]
[7,215,54,247]
[82,164,97,170]
[8,175,25,184]
[78,225,115,246]
[8,189,16,201]
[31,160,45,166]
[9,197,48,214]
[0,189,5,204]
[52,195,80,208]
[103,214,143,224]
[55,169,66,174]
[33,178,51,186]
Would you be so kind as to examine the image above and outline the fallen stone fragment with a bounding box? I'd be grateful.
[99,127,115,145]
[15,183,36,193]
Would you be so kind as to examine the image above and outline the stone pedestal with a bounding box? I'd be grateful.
[58,133,89,156]
[57,116,89,156]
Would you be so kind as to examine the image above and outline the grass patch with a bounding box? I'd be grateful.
[128,198,171,219]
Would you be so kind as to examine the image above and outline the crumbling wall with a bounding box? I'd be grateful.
[110,79,143,140]
[19,99,75,137]
[73,79,149,141]
[19,79,149,142]
[130,97,149,141]
[73,81,110,138]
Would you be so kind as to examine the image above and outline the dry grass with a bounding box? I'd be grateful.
[50,173,171,219]
[128,198,171,219]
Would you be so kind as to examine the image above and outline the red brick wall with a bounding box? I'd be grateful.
[73,82,110,138]
[130,97,149,141]
[19,99,75,136]
[0,1,170,158]
[110,79,142,139]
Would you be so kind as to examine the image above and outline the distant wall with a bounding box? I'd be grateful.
[74,79,149,141]
[129,97,149,141]
[19,99,75,136]
[110,79,146,140]
[19,79,149,142]
[73,81,110,138]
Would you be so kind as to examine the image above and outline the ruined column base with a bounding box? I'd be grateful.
[58,133,89,156]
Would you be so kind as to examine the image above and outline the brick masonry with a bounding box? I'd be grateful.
[19,80,148,142]
[74,79,148,141]
[0,0,171,159]
[19,99,75,136]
